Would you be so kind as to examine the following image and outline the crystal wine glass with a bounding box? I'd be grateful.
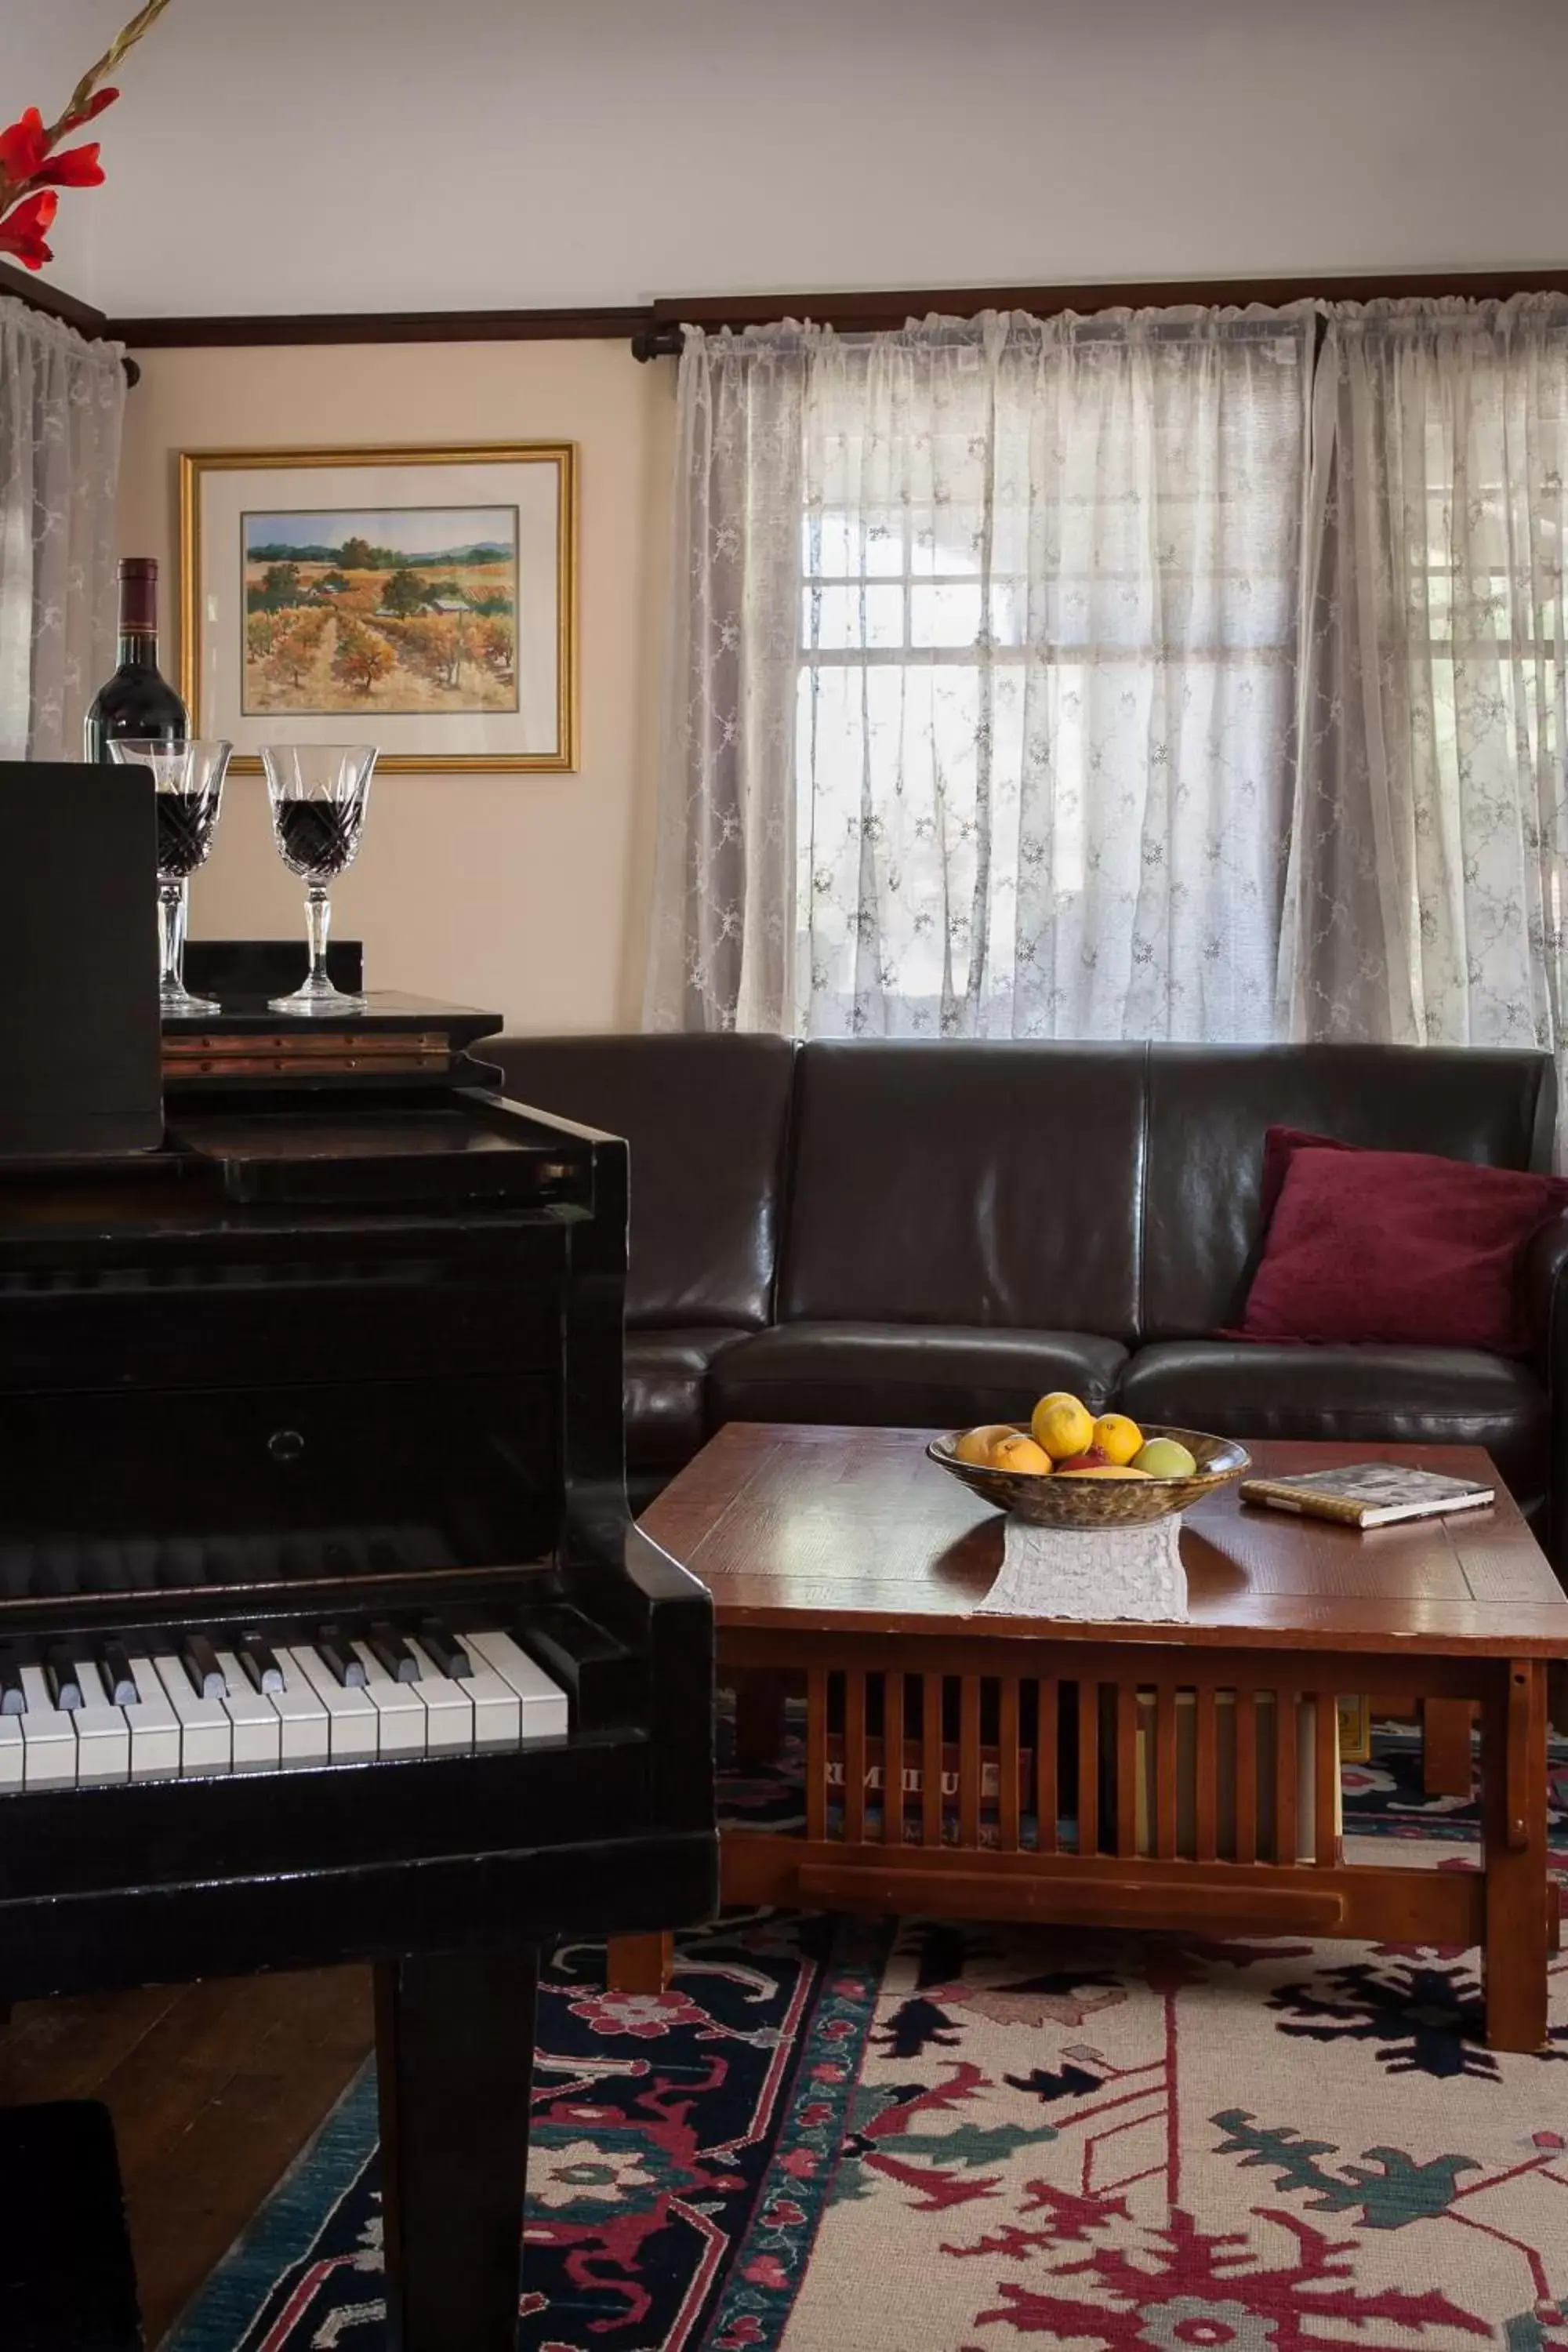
[109,737,232,1017]
[261,745,376,1016]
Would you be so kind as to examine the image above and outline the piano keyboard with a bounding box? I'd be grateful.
[0,1621,568,1789]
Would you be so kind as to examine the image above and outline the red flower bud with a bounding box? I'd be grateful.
[59,87,119,134]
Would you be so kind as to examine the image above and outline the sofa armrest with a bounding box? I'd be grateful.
[1525,1211,1568,1371]
[1524,1213,1568,1581]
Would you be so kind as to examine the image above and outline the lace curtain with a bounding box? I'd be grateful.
[647,307,1314,1037]
[1279,297,1568,1099]
[0,296,125,763]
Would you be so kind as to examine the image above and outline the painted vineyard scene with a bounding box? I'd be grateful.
[241,506,520,716]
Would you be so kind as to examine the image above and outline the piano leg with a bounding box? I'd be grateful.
[375,1946,539,2352]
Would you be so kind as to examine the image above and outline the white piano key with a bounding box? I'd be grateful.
[0,1713,22,1790]
[153,1653,232,1775]
[265,1653,330,1764]
[348,1640,427,1756]
[125,1657,182,1780]
[284,1645,377,1759]
[214,1650,282,1771]
[70,1659,130,1785]
[17,1664,78,1788]
[403,1637,474,1751]
[456,1659,521,1750]
[464,1631,569,1739]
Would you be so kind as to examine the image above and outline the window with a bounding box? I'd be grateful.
[788,318,1312,1038]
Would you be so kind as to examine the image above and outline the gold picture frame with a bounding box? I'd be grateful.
[179,441,578,773]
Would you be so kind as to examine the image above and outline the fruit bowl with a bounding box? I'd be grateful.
[926,1425,1250,1529]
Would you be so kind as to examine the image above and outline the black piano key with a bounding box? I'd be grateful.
[368,1621,421,1683]
[101,1640,140,1709]
[237,1633,285,1694]
[0,1646,25,1716]
[45,1644,82,1711]
[419,1617,474,1680]
[316,1624,368,1688]
[180,1632,227,1700]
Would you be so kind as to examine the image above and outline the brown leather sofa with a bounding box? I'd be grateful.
[489,1037,1563,1568]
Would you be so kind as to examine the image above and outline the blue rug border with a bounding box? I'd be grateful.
[164,2062,380,2352]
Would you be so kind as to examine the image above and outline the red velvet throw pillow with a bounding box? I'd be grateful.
[1239,1136,1568,1356]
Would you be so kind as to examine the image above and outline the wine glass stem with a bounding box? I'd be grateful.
[158,880,188,996]
[305,884,332,989]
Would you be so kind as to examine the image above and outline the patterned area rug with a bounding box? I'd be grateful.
[166,1726,1568,2352]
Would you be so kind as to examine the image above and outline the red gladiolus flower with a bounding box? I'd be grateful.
[0,106,49,187]
[31,141,106,191]
[58,87,119,136]
[0,188,59,270]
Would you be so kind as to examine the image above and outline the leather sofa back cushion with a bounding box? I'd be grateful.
[1142,1044,1555,1336]
[489,1034,797,1327]
[1238,1138,1568,1356]
[782,1040,1145,1335]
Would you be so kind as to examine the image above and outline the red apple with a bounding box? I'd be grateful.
[1054,1446,1109,1472]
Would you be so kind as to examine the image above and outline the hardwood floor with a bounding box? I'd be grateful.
[0,1969,375,2347]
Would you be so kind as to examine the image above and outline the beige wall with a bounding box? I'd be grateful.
[118,339,673,1034]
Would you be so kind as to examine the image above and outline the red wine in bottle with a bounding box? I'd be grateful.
[83,556,188,761]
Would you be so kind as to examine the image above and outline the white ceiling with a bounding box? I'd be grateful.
[13,0,1568,320]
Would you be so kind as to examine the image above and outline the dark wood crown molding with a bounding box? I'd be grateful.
[112,303,649,349]
[74,265,1568,370]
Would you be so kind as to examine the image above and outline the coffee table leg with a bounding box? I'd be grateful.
[607,1933,673,1994]
[1480,1659,1550,2053]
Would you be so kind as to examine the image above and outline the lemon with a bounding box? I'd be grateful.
[990,1432,1053,1475]
[1092,1412,1143,1466]
[1029,1392,1094,1461]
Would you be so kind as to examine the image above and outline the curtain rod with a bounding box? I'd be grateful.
[0,260,140,383]
[631,267,1568,359]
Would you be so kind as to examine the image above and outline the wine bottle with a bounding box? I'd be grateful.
[83,557,188,761]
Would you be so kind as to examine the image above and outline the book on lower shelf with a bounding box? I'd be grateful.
[1239,1461,1494,1528]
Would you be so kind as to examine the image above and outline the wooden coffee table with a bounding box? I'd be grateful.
[610,1423,1568,2051]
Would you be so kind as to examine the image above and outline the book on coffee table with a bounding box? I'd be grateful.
[1239,1461,1494,1528]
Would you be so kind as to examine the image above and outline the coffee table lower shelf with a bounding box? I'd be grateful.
[612,1639,1559,2053]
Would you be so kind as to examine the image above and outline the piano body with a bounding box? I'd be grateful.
[0,984,717,2350]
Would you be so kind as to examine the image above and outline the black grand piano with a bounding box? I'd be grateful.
[0,963,717,2350]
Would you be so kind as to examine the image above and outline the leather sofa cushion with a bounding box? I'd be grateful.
[781,1040,1145,1338]
[625,1329,746,1468]
[711,1322,1129,1429]
[1141,1044,1555,1338]
[491,1033,796,1328]
[1120,1339,1549,1503]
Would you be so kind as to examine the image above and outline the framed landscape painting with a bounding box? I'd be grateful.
[180,443,577,771]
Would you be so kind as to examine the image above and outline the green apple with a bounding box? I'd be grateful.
[1131,1436,1199,1479]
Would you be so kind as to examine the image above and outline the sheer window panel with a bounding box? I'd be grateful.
[651,307,1313,1040]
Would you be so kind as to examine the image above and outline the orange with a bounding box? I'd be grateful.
[1055,1462,1152,1479]
[1029,1392,1094,1461]
[1092,1412,1144,1466]
[990,1432,1053,1476]
[955,1422,1016,1466]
